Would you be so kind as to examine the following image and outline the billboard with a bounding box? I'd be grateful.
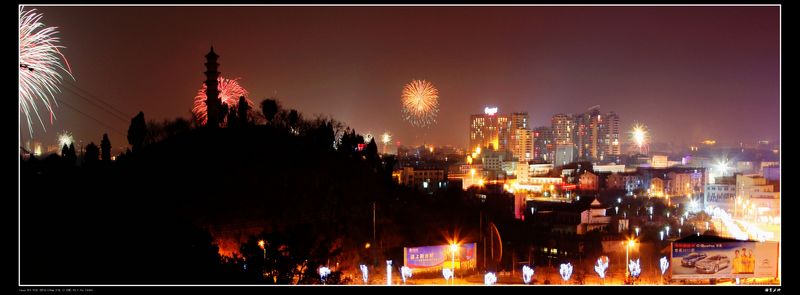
[671,241,778,279]
[403,243,477,274]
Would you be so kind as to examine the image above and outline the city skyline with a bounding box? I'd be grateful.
[20,5,779,152]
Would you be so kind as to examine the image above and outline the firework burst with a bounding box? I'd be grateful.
[630,123,649,154]
[57,130,73,148]
[363,132,374,144]
[401,79,439,128]
[381,132,391,145]
[19,6,74,135]
[193,77,253,125]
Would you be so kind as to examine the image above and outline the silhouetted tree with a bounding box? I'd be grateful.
[226,106,238,128]
[127,111,146,153]
[220,103,230,127]
[163,117,192,138]
[101,133,111,163]
[288,109,300,131]
[260,98,280,125]
[366,138,378,169]
[238,96,249,127]
[84,142,99,166]
[145,120,166,145]
[61,143,76,166]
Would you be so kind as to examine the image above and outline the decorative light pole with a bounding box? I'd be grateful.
[484,272,497,285]
[625,239,636,279]
[659,256,669,285]
[522,265,534,284]
[401,266,412,284]
[450,243,459,285]
[386,260,392,285]
[319,266,331,285]
[442,268,453,283]
[360,264,369,284]
[595,256,609,284]
[628,259,641,284]
[560,263,573,285]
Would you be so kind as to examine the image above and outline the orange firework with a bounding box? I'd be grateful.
[401,79,439,127]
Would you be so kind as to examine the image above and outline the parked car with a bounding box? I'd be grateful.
[681,252,708,267]
[696,255,730,274]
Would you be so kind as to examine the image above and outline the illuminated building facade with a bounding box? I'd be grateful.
[509,112,532,162]
[551,113,574,146]
[469,110,510,152]
[532,126,553,162]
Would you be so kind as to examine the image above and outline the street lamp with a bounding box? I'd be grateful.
[258,240,266,259]
[625,239,636,279]
[450,243,459,285]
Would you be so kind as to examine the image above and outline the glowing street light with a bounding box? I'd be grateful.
[450,243,459,285]
[258,240,266,259]
[625,239,636,278]
[634,227,640,237]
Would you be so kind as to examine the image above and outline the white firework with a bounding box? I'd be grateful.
[19,6,73,135]
[363,132,374,144]
[57,130,73,148]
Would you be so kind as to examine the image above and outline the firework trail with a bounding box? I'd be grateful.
[19,6,74,135]
[193,77,253,125]
[401,79,439,128]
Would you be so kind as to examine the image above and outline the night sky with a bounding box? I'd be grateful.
[20,5,780,152]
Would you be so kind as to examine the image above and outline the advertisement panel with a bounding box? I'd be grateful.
[671,241,778,279]
[403,243,477,274]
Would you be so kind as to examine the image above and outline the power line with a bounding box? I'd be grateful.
[57,99,127,137]
[60,85,129,123]
[62,81,132,119]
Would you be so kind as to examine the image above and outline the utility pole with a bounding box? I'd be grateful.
[480,210,483,270]
[373,201,377,267]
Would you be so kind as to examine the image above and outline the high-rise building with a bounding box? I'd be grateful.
[511,129,533,162]
[604,112,621,158]
[551,113,574,146]
[510,112,529,130]
[554,108,621,163]
[533,126,553,162]
[469,108,510,152]
[554,144,576,166]
[509,112,532,162]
